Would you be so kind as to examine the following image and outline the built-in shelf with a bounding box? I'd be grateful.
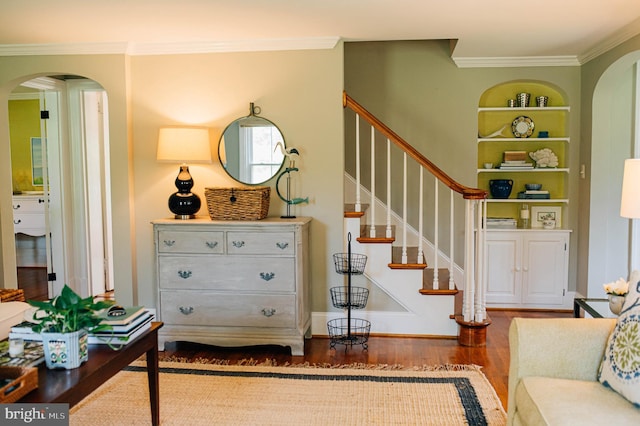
[477,137,570,143]
[478,168,570,173]
[478,106,570,112]
[486,199,569,204]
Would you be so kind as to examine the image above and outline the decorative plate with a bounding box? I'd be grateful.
[511,116,535,138]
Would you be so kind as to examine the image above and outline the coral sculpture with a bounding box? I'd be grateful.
[529,148,559,168]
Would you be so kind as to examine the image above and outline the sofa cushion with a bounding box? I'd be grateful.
[598,280,640,407]
[515,376,640,425]
[0,301,31,340]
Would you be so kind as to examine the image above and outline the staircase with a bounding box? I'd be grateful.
[340,92,489,343]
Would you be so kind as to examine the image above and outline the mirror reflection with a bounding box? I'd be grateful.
[218,108,285,185]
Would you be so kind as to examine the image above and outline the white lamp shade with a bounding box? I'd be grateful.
[157,127,212,163]
[621,158,640,219]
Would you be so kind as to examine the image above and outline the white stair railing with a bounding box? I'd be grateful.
[344,92,488,322]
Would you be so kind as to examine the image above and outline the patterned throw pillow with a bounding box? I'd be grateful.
[598,279,640,407]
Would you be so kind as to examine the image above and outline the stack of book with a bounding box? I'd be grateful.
[90,306,154,345]
[499,161,534,170]
[9,307,153,346]
[8,321,41,342]
[486,217,517,229]
[517,190,550,199]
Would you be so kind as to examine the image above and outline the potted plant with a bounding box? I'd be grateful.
[28,284,115,369]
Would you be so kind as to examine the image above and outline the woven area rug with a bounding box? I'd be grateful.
[70,361,506,425]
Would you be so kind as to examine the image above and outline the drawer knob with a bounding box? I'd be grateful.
[38,198,45,204]
[261,308,276,317]
[205,241,218,249]
[178,270,192,279]
[179,306,194,315]
[163,240,176,247]
[276,242,289,250]
[13,219,21,225]
[13,204,20,210]
[232,240,245,248]
[260,272,275,281]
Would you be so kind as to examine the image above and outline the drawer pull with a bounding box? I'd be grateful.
[38,198,45,204]
[276,242,289,250]
[260,272,275,281]
[261,308,276,317]
[232,241,245,248]
[13,219,21,225]
[178,270,192,279]
[205,241,218,249]
[179,306,194,315]
[13,204,20,210]
[163,240,176,247]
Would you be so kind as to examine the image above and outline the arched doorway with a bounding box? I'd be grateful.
[587,51,640,297]
[7,75,113,299]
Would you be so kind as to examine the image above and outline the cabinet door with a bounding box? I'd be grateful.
[485,233,521,304]
[521,233,568,305]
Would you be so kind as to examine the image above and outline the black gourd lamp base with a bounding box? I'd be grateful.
[168,165,201,220]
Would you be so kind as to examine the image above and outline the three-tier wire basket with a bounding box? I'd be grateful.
[327,232,370,351]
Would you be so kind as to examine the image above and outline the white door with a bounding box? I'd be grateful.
[522,232,569,305]
[485,231,521,304]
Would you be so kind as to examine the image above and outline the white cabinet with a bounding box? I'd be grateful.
[485,230,570,308]
[152,217,311,355]
[12,195,46,236]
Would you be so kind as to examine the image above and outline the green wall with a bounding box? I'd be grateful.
[9,99,41,192]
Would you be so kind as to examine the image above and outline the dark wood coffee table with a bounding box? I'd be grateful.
[20,322,163,426]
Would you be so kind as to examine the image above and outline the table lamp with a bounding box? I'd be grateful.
[157,127,211,219]
[621,158,640,219]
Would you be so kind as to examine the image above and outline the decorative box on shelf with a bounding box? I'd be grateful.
[205,186,270,220]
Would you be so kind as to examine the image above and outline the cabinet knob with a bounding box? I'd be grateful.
[177,270,192,279]
[514,267,521,272]
[13,204,20,210]
[260,272,275,281]
[13,219,21,225]
[163,240,176,247]
[38,198,45,204]
[179,306,194,315]
[276,242,289,250]
[205,241,218,249]
[232,240,245,248]
[261,308,276,317]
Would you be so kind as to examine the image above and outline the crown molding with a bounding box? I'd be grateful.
[0,42,129,56]
[579,17,640,64]
[0,37,340,57]
[129,37,340,55]
[452,55,580,68]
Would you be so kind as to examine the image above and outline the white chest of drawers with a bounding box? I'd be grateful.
[152,217,311,355]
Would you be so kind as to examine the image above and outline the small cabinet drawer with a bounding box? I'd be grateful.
[160,291,296,328]
[12,197,46,213]
[158,230,224,254]
[226,232,294,255]
[13,214,46,236]
[158,256,295,292]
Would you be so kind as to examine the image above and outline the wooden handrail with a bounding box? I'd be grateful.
[343,92,487,200]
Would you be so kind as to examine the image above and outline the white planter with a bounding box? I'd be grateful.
[41,329,89,369]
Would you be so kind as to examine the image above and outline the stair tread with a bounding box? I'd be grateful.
[420,268,458,295]
[389,246,427,269]
[357,225,395,243]
[344,203,369,218]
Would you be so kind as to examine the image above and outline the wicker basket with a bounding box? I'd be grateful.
[0,366,38,403]
[205,186,270,220]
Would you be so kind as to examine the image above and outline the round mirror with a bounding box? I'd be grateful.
[218,105,285,185]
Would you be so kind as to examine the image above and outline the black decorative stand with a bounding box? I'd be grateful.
[327,232,370,351]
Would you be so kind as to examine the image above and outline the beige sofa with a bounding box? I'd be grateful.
[508,317,640,425]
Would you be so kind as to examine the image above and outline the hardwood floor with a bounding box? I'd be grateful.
[14,268,573,409]
[161,309,573,410]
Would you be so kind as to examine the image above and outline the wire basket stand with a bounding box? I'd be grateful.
[327,232,370,351]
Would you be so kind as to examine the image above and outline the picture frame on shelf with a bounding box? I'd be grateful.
[531,206,561,229]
